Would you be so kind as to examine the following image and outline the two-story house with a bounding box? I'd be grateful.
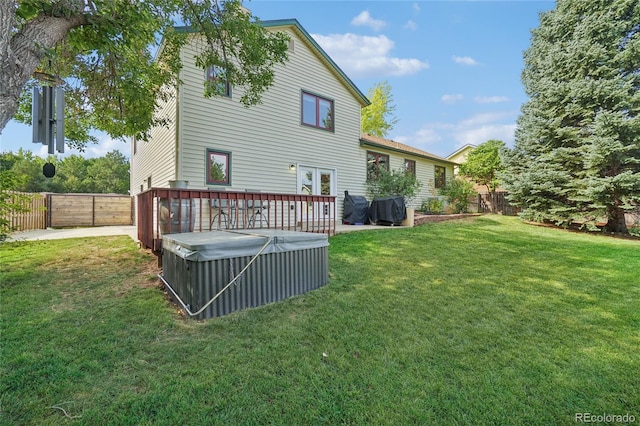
[131,18,455,240]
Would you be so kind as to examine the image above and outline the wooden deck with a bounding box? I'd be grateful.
[137,188,337,253]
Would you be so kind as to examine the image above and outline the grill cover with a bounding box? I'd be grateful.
[369,196,406,225]
[343,191,369,224]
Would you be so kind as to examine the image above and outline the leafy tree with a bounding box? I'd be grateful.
[1,149,60,192]
[210,161,226,182]
[0,149,129,194]
[56,155,92,193]
[501,0,640,233]
[439,178,475,214]
[0,171,37,241]
[86,151,130,194]
[361,81,399,137]
[459,139,505,213]
[1,0,289,149]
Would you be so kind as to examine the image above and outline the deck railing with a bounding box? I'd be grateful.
[137,188,336,252]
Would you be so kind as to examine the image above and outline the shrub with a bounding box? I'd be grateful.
[420,197,444,214]
[439,178,475,213]
[366,168,423,205]
[0,171,35,242]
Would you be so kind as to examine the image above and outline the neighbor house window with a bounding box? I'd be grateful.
[205,65,231,97]
[206,149,231,186]
[367,151,389,180]
[435,165,446,189]
[301,91,334,131]
[404,159,416,176]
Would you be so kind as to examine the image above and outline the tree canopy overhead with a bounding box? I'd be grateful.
[501,0,640,234]
[0,0,289,149]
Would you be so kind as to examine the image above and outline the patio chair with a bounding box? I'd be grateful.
[210,191,237,230]
[245,189,269,229]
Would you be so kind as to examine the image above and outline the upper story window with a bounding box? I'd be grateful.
[367,151,389,181]
[404,159,416,176]
[206,65,231,98]
[435,165,446,189]
[301,91,334,131]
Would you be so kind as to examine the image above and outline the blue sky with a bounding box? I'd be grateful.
[0,0,554,159]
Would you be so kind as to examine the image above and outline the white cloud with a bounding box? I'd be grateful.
[459,111,514,127]
[395,111,518,155]
[64,134,130,159]
[441,94,464,104]
[452,55,479,66]
[351,11,386,31]
[454,124,517,146]
[312,33,429,78]
[404,20,418,31]
[413,3,421,14]
[474,96,509,104]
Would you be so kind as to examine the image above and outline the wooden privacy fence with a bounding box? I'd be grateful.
[477,192,520,216]
[2,191,47,231]
[47,194,133,227]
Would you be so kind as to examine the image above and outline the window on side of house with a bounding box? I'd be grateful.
[404,159,416,176]
[205,65,231,98]
[206,149,231,186]
[301,91,334,131]
[367,151,390,181]
[434,165,446,189]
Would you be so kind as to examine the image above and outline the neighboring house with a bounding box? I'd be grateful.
[446,144,476,175]
[131,18,456,225]
[360,134,456,207]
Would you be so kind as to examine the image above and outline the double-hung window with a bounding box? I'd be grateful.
[205,65,231,98]
[434,165,446,189]
[302,91,334,131]
[206,149,231,186]
[404,159,416,176]
[367,151,389,181]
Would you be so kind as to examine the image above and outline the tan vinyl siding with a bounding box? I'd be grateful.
[370,151,454,209]
[130,85,178,196]
[177,27,367,216]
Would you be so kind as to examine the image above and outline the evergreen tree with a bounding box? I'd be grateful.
[502,0,640,233]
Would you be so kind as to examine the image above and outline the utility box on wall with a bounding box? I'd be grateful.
[161,230,329,319]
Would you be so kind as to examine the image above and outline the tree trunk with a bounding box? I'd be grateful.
[604,205,628,234]
[0,4,86,132]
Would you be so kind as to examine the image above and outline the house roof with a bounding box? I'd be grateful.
[261,19,370,107]
[173,19,370,108]
[360,134,457,165]
[446,144,476,161]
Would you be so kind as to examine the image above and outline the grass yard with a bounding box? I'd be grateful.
[1,216,639,425]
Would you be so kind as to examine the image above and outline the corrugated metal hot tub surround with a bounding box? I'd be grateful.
[161,230,329,319]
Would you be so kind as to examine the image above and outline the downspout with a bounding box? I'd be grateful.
[174,79,181,182]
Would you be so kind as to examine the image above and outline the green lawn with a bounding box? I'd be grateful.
[1,216,639,425]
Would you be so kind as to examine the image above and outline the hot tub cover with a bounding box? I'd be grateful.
[162,229,329,262]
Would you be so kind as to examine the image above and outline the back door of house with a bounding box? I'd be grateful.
[298,166,336,223]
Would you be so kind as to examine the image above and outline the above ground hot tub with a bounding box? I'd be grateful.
[160,230,329,319]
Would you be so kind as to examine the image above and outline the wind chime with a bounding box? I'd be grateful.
[31,65,64,177]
